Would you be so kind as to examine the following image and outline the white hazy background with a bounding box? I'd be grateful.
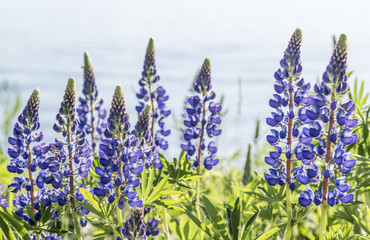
[0,0,369,164]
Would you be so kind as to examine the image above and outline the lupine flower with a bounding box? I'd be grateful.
[295,34,357,207]
[7,89,51,223]
[31,233,61,240]
[0,182,8,207]
[37,78,91,212]
[120,208,146,240]
[136,38,171,151]
[95,86,144,207]
[77,52,108,156]
[133,105,162,169]
[181,58,222,170]
[145,218,160,238]
[265,29,316,194]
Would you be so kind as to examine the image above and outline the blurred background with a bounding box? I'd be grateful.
[0,0,369,164]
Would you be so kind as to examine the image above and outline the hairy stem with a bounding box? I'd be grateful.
[322,97,335,199]
[115,143,124,228]
[285,88,294,239]
[148,82,156,140]
[67,124,81,240]
[285,182,293,240]
[27,143,36,216]
[197,100,207,173]
[89,100,97,156]
[319,200,328,240]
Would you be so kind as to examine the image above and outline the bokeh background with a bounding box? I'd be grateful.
[0,0,369,163]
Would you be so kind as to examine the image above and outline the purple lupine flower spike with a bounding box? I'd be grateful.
[77,52,107,156]
[38,78,91,213]
[7,89,51,225]
[136,38,171,152]
[95,86,144,207]
[133,105,162,169]
[181,58,222,171]
[301,34,357,207]
[121,208,147,240]
[265,28,312,190]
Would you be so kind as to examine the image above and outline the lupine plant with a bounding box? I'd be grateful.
[181,58,222,171]
[136,38,171,153]
[77,52,107,157]
[0,35,369,240]
[265,31,361,239]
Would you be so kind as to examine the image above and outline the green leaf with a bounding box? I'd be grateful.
[184,209,220,240]
[352,215,370,235]
[254,224,285,240]
[200,196,230,240]
[80,188,101,212]
[42,228,69,234]
[0,210,31,240]
[241,210,260,240]
[40,206,53,224]
[0,216,16,240]
[225,205,232,238]
[80,202,105,219]
[231,197,240,240]
[145,168,155,200]
[146,175,169,204]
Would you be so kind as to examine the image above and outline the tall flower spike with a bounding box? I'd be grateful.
[7,88,51,226]
[95,86,144,216]
[136,38,171,153]
[264,28,312,239]
[134,105,162,169]
[39,78,90,239]
[77,52,108,156]
[181,58,222,171]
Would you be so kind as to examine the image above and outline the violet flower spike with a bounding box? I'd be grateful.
[95,86,144,209]
[300,34,357,209]
[133,105,162,169]
[136,38,171,151]
[181,58,222,171]
[77,52,108,156]
[7,89,57,230]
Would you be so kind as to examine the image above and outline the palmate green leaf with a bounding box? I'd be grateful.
[200,196,230,240]
[254,224,285,240]
[0,216,16,240]
[241,210,260,240]
[184,209,220,240]
[145,175,170,205]
[0,210,31,240]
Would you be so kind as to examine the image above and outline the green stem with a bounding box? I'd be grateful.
[72,211,82,240]
[285,182,293,240]
[196,179,203,240]
[62,205,70,240]
[319,200,328,240]
[116,203,123,228]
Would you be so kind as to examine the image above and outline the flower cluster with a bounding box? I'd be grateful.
[119,208,160,240]
[297,34,357,207]
[133,105,162,169]
[264,28,311,189]
[7,89,51,224]
[37,78,91,210]
[77,52,107,155]
[136,38,171,151]
[265,30,357,207]
[181,58,222,170]
[94,86,144,207]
